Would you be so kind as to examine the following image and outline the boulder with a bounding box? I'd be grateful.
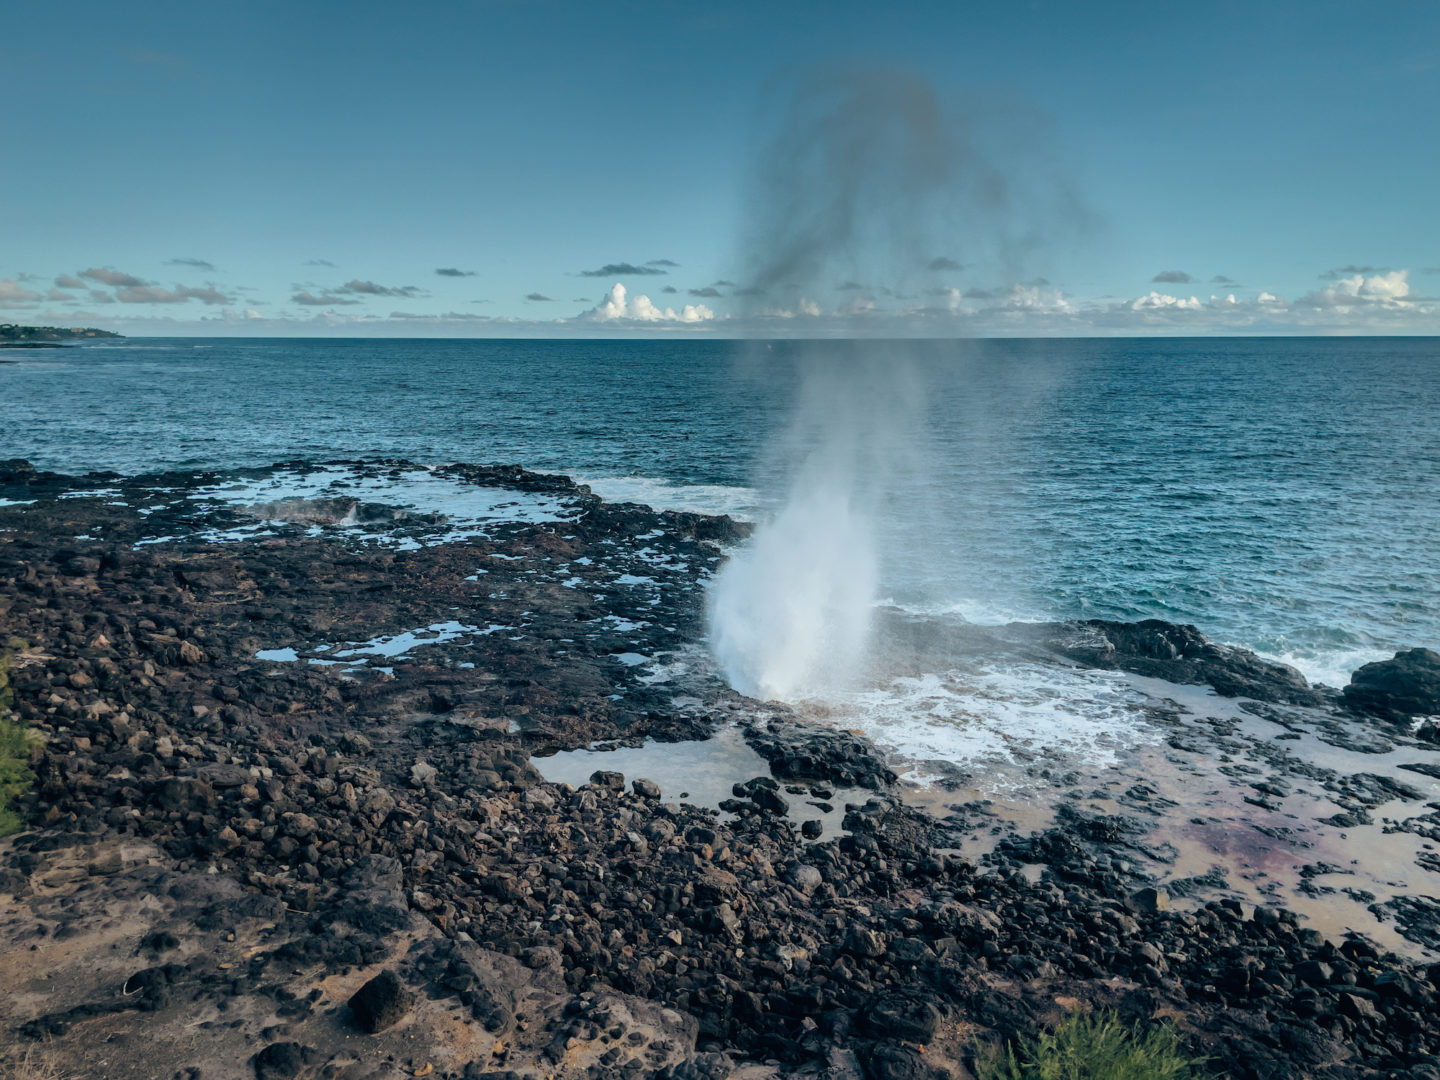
[1050,619,1322,705]
[847,926,887,959]
[785,863,823,893]
[1127,887,1170,915]
[348,968,412,1033]
[632,777,662,800]
[588,769,625,791]
[193,762,253,789]
[658,1053,736,1080]
[1344,648,1440,722]
[153,777,216,814]
[253,1042,308,1080]
[860,994,941,1043]
[734,776,789,815]
[861,1044,952,1080]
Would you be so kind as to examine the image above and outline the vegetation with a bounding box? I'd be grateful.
[0,324,121,343]
[977,1010,1201,1080]
[0,1042,70,1080]
[0,642,38,837]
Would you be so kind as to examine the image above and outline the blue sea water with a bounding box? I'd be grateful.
[4,335,1438,686]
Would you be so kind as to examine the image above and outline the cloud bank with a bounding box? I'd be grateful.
[1301,269,1412,308]
[6,256,1436,336]
[580,282,714,323]
[0,278,44,306]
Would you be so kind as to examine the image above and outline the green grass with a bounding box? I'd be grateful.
[977,1010,1201,1080]
[0,645,38,837]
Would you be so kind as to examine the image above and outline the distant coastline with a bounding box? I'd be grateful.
[0,323,122,347]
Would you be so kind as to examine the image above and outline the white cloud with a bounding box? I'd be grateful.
[38,263,1435,338]
[0,278,43,306]
[927,282,1074,316]
[993,283,1075,313]
[1083,288,1296,331]
[580,282,714,323]
[1302,269,1412,308]
[1129,290,1201,311]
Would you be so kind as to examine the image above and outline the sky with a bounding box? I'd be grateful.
[2,0,1438,337]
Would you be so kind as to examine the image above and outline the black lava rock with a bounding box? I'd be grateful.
[254,1042,308,1080]
[734,777,789,815]
[1052,618,1323,705]
[589,770,625,792]
[860,994,941,1043]
[348,968,412,1033]
[1344,648,1440,722]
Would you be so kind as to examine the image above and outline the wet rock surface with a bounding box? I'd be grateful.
[1,459,1439,1079]
[1032,618,1327,706]
[1344,649,1440,723]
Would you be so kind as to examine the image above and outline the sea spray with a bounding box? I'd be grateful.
[706,66,1085,703]
[708,343,926,698]
[707,474,875,699]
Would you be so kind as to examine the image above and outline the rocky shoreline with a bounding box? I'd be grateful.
[3,458,1440,1080]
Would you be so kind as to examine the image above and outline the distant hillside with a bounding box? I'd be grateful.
[0,323,123,343]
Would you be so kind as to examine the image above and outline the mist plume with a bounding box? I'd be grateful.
[707,66,1083,701]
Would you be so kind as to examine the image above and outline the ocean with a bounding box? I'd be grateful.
[5,334,1438,695]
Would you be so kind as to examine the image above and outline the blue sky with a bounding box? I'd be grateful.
[3,0,1438,336]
